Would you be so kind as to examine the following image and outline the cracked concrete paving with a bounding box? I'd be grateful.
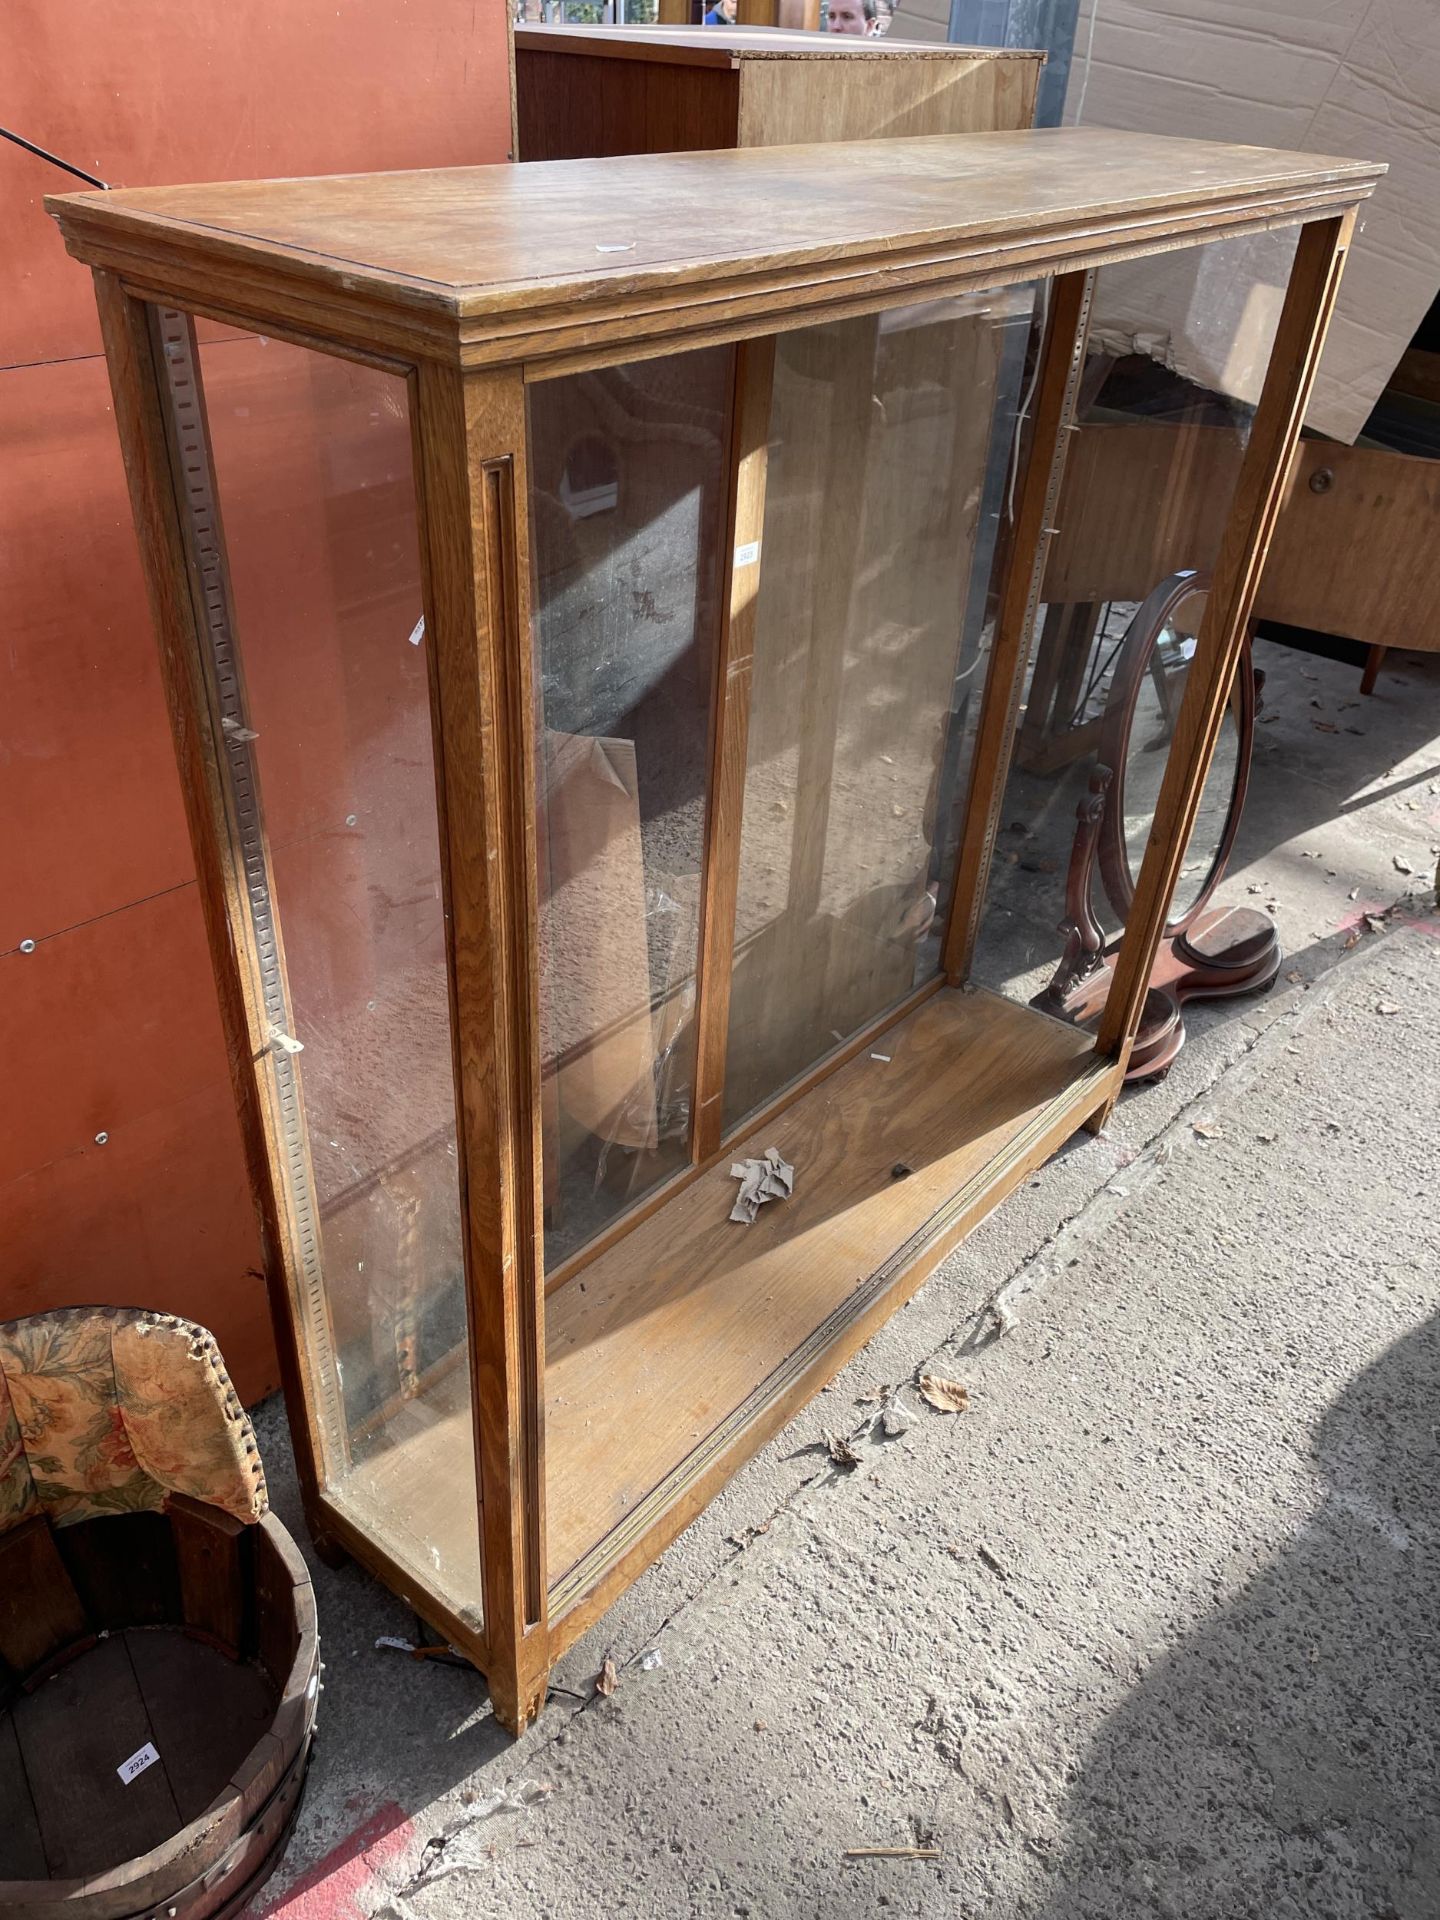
[250,640,1440,1920]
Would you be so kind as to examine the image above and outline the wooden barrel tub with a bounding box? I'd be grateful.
[0,1504,318,1920]
[0,1308,319,1920]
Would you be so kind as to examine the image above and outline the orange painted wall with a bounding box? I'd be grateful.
[0,0,513,1404]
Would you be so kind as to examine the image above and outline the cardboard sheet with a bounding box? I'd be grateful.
[1066,0,1440,441]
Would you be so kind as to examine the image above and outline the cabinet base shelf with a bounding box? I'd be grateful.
[546,985,1115,1619]
[322,987,1116,1647]
[326,986,1117,1644]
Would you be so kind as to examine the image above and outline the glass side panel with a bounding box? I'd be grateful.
[723,288,1034,1132]
[970,230,1298,1013]
[527,348,733,1269]
[162,316,481,1625]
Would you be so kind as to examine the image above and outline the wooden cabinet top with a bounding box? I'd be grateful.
[513,23,1038,68]
[49,129,1380,371]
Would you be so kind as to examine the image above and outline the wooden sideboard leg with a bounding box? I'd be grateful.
[1360,642,1387,695]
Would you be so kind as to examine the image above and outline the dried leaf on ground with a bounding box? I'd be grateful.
[1285,970,1305,984]
[1342,928,1363,950]
[1192,1117,1223,1140]
[918,1373,970,1413]
[1394,854,1414,874]
[595,1653,618,1698]
[825,1432,863,1469]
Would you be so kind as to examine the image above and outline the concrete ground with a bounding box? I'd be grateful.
[252,636,1440,1920]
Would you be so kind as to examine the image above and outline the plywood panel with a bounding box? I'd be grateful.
[0,1072,268,1405]
[1,0,515,1404]
[0,886,229,1188]
[2,0,515,367]
[0,356,194,949]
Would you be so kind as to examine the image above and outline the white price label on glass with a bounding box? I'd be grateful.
[733,540,761,569]
[117,1742,160,1785]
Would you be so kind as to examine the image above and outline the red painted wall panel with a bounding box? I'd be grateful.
[4,0,515,366]
[0,0,513,1403]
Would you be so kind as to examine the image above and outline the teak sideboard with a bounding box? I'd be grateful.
[48,128,1380,1731]
[513,24,1043,159]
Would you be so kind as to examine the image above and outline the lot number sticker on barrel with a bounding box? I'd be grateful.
[118,1742,160,1784]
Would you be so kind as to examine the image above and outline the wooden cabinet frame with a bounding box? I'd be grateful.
[49,131,1377,1732]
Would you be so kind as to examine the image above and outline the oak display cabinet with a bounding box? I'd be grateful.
[48,128,1379,1732]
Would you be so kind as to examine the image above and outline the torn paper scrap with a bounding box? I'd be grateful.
[728,1147,794,1224]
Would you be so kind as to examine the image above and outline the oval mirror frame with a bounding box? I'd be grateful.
[1095,569,1257,939]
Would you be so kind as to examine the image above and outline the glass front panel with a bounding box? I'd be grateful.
[723,288,1034,1130]
[970,231,1297,1010]
[527,348,733,1268]
[160,315,481,1623]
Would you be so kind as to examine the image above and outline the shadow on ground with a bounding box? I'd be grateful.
[1031,1312,1440,1920]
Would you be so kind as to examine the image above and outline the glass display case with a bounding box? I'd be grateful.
[48,127,1378,1731]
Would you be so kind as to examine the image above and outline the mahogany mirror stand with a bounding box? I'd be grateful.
[1036,569,1280,1076]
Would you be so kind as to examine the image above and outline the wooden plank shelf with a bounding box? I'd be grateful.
[328,988,1112,1621]
[545,986,1110,1599]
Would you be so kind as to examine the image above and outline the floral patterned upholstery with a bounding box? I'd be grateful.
[0,1306,266,1532]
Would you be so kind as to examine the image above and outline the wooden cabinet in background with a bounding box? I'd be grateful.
[514,24,1042,159]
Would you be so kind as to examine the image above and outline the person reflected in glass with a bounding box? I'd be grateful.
[826,0,888,32]
[703,0,737,21]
